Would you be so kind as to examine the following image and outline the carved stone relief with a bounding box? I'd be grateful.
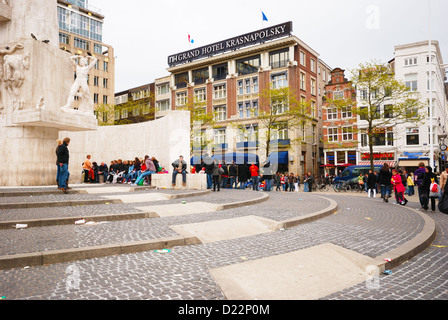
[0,43,25,114]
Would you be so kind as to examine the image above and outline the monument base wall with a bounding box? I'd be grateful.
[0,125,59,186]
[59,111,191,185]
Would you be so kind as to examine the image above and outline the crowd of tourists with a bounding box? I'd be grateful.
[55,137,448,213]
[190,155,316,193]
[372,162,447,212]
[80,154,166,186]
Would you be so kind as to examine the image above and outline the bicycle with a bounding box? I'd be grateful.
[333,181,350,192]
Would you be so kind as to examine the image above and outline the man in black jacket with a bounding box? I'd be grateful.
[172,155,187,187]
[229,161,238,189]
[56,137,70,193]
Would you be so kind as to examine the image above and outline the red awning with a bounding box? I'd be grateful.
[358,161,396,167]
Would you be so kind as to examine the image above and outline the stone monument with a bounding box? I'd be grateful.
[0,0,97,186]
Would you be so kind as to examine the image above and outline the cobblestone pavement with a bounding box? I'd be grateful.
[0,187,446,300]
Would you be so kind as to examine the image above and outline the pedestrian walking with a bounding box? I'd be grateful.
[56,137,71,193]
[422,166,438,212]
[378,163,392,202]
[367,170,377,198]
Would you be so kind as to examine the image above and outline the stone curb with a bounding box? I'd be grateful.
[0,236,201,270]
[214,192,270,211]
[374,207,437,271]
[276,196,338,230]
[0,190,88,197]
[0,199,123,210]
[0,212,159,230]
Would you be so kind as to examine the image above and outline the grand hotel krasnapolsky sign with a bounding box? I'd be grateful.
[168,21,293,67]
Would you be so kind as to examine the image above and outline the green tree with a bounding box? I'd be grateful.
[326,61,425,171]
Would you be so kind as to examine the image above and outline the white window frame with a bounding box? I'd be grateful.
[213,84,226,100]
[176,91,187,106]
[328,127,338,142]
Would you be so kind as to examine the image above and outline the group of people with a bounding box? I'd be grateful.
[81,155,164,186]
[371,162,444,212]
[190,156,316,193]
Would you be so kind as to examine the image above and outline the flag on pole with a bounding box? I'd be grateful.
[262,11,268,22]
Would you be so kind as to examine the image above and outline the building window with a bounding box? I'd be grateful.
[360,89,368,100]
[245,79,251,94]
[194,88,206,102]
[300,51,306,66]
[103,78,108,89]
[342,127,353,141]
[238,80,244,95]
[237,55,260,76]
[59,32,70,45]
[193,68,209,85]
[404,58,418,66]
[271,73,288,89]
[94,43,102,54]
[333,91,344,100]
[213,63,228,81]
[213,84,226,100]
[328,128,338,142]
[103,61,108,72]
[121,108,128,119]
[271,123,288,140]
[300,72,306,91]
[238,125,258,143]
[310,100,316,118]
[214,128,226,145]
[93,93,99,104]
[175,72,189,89]
[102,95,108,105]
[74,37,90,51]
[269,49,289,69]
[214,105,227,121]
[253,77,259,93]
[384,105,393,118]
[327,107,338,120]
[176,92,187,106]
[156,100,170,111]
[310,78,316,96]
[406,128,420,145]
[361,132,368,147]
[310,58,316,73]
[272,97,288,115]
[157,83,170,95]
[102,112,108,123]
[341,106,352,119]
[405,74,418,92]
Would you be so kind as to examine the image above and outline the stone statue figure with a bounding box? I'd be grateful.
[61,55,98,116]
[0,43,25,114]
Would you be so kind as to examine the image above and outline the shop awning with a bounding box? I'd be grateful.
[191,153,259,165]
[398,159,429,167]
[268,152,289,165]
[358,161,397,167]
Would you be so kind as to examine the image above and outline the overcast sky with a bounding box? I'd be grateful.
[89,0,448,93]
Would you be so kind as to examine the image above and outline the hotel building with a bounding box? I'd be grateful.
[166,22,330,175]
[57,0,115,125]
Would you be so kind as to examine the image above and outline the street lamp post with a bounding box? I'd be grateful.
[428,0,434,170]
